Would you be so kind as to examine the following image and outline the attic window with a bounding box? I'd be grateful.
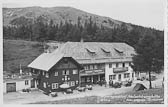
[114,48,124,56]
[63,58,68,64]
[86,48,96,55]
[101,48,111,56]
[114,48,123,53]
[101,48,110,53]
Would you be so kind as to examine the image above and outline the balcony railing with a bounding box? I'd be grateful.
[31,73,40,78]
[80,69,105,76]
[113,67,128,73]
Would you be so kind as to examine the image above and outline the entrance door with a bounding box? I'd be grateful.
[93,75,98,84]
[118,74,121,81]
[86,76,91,83]
[100,74,105,81]
[81,77,86,83]
[31,79,35,88]
[6,83,16,93]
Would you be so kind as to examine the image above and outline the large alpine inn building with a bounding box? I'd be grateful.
[28,42,136,92]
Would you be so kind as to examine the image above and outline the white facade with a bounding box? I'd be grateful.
[16,80,31,91]
[105,62,135,84]
[3,83,6,93]
[3,79,37,93]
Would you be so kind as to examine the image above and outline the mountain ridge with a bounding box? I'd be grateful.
[3,6,134,30]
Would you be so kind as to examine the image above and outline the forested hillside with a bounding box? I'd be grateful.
[3,15,163,48]
[3,6,164,73]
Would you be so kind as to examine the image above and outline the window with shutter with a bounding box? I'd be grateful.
[71,81,75,86]
[43,82,46,88]
[52,83,59,89]
[54,72,58,76]
[109,75,116,80]
[46,73,49,78]
[25,80,29,85]
[73,70,78,74]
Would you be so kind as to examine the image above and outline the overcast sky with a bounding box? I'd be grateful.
[3,0,165,30]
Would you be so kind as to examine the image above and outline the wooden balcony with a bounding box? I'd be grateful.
[113,67,128,73]
[80,69,105,76]
[31,73,40,78]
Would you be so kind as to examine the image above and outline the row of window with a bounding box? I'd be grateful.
[109,73,130,80]
[64,81,76,87]
[81,77,92,82]
[86,48,125,56]
[41,69,78,78]
[62,69,78,75]
[124,73,130,78]
[52,83,59,89]
[84,64,98,70]
[109,75,116,80]
[109,63,124,68]
[109,62,131,68]
[43,81,78,89]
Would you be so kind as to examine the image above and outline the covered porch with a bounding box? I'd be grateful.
[80,74,105,84]
[79,68,105,85]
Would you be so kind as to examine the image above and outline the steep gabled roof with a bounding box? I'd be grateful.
[28,52,64,71]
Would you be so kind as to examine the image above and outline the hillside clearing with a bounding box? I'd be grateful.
[3,39,43,73]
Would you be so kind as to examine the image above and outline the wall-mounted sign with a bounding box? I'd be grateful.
[113,67,128,73]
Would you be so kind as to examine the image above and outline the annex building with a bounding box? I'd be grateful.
[28,42,136,92]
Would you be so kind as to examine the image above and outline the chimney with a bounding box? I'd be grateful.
[43,44,47,53]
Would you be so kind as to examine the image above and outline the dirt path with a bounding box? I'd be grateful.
[4,85,134,104]
[4,77,163,104]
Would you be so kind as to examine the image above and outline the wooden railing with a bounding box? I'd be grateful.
[80,69,105,76]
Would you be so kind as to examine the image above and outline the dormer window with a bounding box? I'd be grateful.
[114,48,123,53]
[114,48,124,56]
[86,48,96,56]
[101,48,111,56]
[101,48,110,53]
